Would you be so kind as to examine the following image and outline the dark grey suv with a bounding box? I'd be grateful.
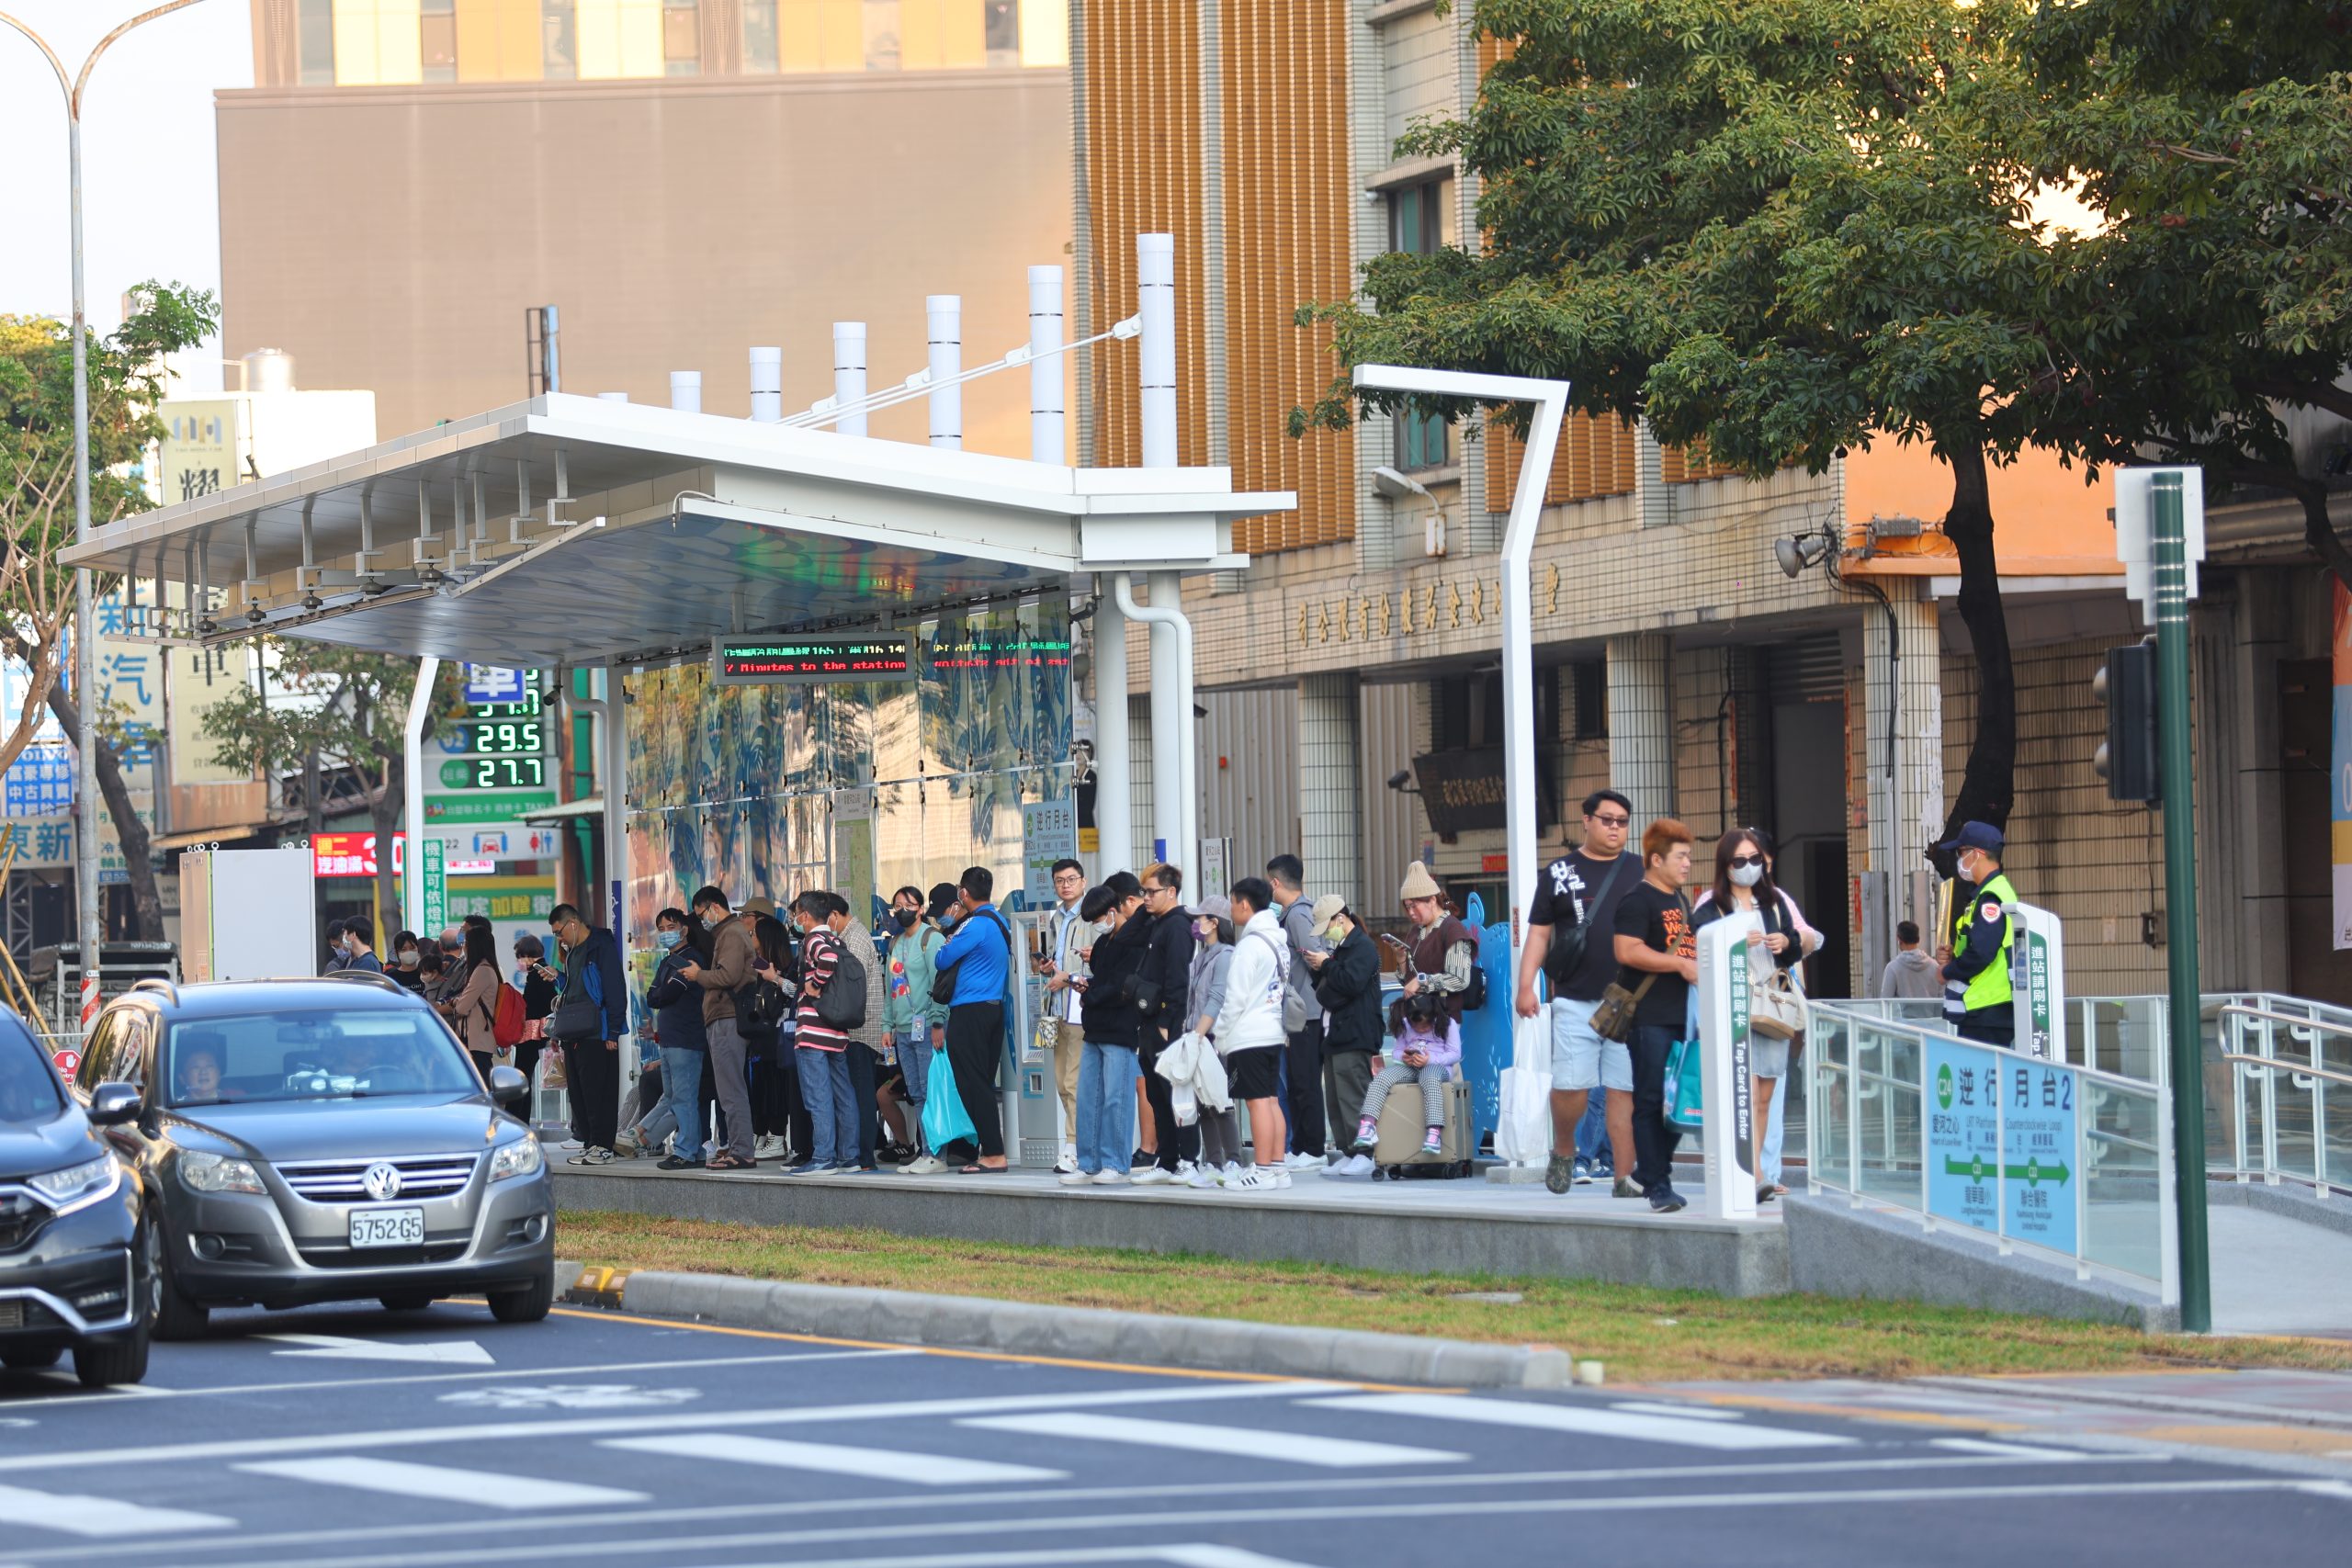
[74,975,555,1337]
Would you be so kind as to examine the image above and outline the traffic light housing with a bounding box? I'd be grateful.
[2093,639,2160,803]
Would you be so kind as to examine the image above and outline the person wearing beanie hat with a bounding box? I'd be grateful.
[1396,862,1478,1032]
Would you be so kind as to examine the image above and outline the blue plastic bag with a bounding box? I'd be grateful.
[921,1072,978,1155]
[1662,1039,1706,1134]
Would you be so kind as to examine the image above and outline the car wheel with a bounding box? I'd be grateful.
[73,1324,150,1389]
[487,1266,554,1325]
[147,1221,209,1342]
[379,1292,435,1312]
[2,1347,63,1371]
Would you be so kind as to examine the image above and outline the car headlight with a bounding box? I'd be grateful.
[179,1149,265,1194]
[488,1134,543,1183]
[28,1153,120,1214]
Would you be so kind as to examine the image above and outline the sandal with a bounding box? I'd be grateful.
[959,1162,1008,1175]
[707,1152,752,1170]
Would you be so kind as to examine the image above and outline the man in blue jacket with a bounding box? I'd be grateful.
[933,866,1012,1172]
[548,903,629,1165]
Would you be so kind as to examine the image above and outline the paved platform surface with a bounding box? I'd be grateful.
[3,1296,2347,1567]
[552,1157,1793,1296]
[2210,1205,2352,1337]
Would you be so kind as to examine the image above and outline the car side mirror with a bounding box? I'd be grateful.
[486,1065,529,1107]
[87,1082,142,1126]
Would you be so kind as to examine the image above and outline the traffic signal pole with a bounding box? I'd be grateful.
[2153,472,2211,1332]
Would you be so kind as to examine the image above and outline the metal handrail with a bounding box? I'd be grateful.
[2219,1051,2352,1090]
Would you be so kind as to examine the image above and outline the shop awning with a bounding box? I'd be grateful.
[520,797,605,823]
[62,394,1290,667]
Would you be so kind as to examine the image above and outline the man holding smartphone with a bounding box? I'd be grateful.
[1038,859,1095,1175]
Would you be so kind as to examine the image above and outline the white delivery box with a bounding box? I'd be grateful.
[178,848,320,983]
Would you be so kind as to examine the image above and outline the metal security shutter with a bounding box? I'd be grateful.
[1766,633,1848,704]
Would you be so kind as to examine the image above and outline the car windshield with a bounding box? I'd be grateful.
[164,1009,479,1108]
[0,1020,62,1123]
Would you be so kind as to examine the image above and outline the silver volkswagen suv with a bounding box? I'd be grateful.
[74,974,555,1337]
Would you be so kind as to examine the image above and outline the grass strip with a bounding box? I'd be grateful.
[559,1209,2352,1384]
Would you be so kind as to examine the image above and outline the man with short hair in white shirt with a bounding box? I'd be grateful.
[1038,858,1096,1175]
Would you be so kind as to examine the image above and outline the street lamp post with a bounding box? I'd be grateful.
[0,3,212,1028]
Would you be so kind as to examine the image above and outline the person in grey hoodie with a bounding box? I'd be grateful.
[1879,919,1943,1000]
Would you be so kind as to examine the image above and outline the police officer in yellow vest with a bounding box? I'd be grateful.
[1938,820,2018,1047]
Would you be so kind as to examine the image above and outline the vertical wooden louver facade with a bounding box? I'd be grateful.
[1485,417,1739,509]
[1080,0,1357,555]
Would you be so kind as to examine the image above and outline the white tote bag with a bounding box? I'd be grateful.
[1493,1014,1554,1166]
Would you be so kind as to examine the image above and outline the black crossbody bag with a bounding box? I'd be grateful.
[1543,854,1631,990]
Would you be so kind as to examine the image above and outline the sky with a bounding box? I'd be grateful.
[0,0,252,389]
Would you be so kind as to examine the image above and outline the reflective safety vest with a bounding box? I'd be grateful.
[1954,872,2018,1013]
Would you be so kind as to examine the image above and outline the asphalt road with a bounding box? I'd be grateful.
[0,1302,2346,1568]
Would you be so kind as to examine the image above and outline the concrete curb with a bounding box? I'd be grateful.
[560,1262,1574,1389]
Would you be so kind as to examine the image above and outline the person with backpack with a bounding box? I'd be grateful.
[439,922,504,1080]
[546,902,628,1166]
[933,865,1013,1174]
[677,885,763,1170]
[632,907,709,1168]
[1305,896,1384,1179]
[1063,872,1148,1186]
[1514,787,1645,1198]
[786,890,862,1173]
[824,890,890,1171]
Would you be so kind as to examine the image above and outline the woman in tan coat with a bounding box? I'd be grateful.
[440,922,503,1079]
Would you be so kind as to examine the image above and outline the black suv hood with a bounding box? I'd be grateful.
[0,1111,102,1181]
[172,1094,507,1163]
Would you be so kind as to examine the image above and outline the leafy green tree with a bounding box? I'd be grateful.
[3,283,218,938]
[1299,0,2063,849]
[200,647,463,933]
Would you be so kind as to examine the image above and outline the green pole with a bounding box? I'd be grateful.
[2153,472,2211,1332]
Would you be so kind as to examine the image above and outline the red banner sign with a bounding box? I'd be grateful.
[311,832,405,878]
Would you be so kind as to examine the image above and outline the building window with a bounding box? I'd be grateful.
[1430,667,1558,752]
[1569,660,1607,739]
[985,0,1019,64]
[543,0,577,78]
[1386,175,1457,256]
[298,0,335,84]
[741,0,778,71]
[663,0,701,73]
[420,0,458,82]
[1396,410,1450,472]
[864,0,900,70]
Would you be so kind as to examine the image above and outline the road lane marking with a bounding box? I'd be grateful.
[605,1433,1068,1484]
[37,1474,2311,1568]
[0,1348,916,1411]
[1306,1393,1856,1451]
[1929,1438,2092,1460]
[959,1414,1464,1468]
[0,1483,233,1538]
[237,1457,647,1510]
[261,1334,495,1366]
[0,1379,1340,1475]
[1606,1401,1744,1420]
[0,1455,2169,1566]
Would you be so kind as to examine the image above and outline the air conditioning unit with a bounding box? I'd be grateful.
[1425,510,1448,558]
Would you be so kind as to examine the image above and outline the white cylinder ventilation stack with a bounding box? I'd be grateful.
[1029,265,1066,466]
[926,295,962,450]
[1137,233,1178,468]
[243,347,296,394]
[749,346,783,423]
[669,371,702,412]
[832,322,868,437]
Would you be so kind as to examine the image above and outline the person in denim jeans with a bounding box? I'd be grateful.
[1063,874,1148,1186]
[1609,819,1698,1213]
[786,891,860,1172]
[639,908,708,1168]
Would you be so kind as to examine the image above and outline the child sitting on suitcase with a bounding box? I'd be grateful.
[1351,991,1461,1158]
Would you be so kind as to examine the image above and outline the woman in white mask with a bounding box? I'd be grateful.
[1692,828,1819,1201]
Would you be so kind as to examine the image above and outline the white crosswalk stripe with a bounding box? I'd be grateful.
[603,1432,1069,1484]
[960,1413,1464,1468]
[236,1455,649,1509]
[0,1481,234,1538]
[1306,1393,1858,1451]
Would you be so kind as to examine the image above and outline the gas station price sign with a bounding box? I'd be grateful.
[460,718,544,755]
[716,634,915,685]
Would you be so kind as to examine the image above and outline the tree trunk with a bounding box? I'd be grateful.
[1932,437,2016,875]
[371,756,404,943]
[303,744,323,837]
[41,683,166,942]
[2295,479,2352,600]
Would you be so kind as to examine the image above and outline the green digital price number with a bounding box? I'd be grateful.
[461,719,543,755]
[438,756,548,789]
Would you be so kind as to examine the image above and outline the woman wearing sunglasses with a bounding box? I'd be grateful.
[1691,828,1820,1201]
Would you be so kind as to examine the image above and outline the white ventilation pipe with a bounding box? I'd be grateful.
[1137,233,1177,468]
[1114,570,1196,892]
[750,346,783,423]
[832,322,868,438]
[1029,265,1065,466]
[669,371,702,412]
[597,391,628,401]
[926,295,962,450]
[1092,580,1130,877]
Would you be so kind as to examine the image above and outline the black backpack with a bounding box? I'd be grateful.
[816,942,868,1030]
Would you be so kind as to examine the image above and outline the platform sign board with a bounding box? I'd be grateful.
[2005,900,2066,1064]
[1022,798,1079,908]
[1999,1055,2080,1256]
[715,635,914,686]
[463,665,529,705]
[1693,912,1759,1222]
[419,835,447,935]
[1926,1035,2003,1236]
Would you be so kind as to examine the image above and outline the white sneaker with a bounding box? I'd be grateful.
[1269,1167,1294,1189]
[1328,1152,1376,1179]
[1090,1169,1130,1186]
[1185,1163,1221,1190]
[755,1134,786,1159]
[560,1138,584,1151]
[899,1154,948,1176]
[1132,1165,1174,1186]
[1283,1151,1320,1170]
[1220,1161,1244,1187]
[1054,1150,1078,1176]
[1058,1170,1097,1187]
[1225,1167,1273,1190]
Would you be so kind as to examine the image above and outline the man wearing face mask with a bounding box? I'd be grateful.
[1938,820,2018,1048]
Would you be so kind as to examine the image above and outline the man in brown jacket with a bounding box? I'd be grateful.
[678,884,762,1168]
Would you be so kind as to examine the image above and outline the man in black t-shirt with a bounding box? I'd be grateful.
[1516,787,1644,1197]
[1611,818,1699,1214]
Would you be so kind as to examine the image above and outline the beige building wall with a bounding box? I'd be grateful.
[215,69,1073,448]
